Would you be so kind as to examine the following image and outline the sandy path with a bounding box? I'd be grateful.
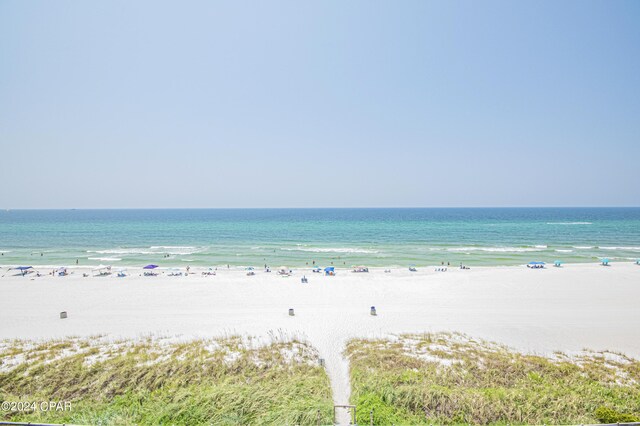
[1,263,640,424]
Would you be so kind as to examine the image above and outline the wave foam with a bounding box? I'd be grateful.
[573,246,594,249]
[555,249,573,253]
[281,247,379,254]
[546,222,592,225]
[88,246,204,255]
[446,246,546,253]
[599,246,640,251]
[88,257,122,262]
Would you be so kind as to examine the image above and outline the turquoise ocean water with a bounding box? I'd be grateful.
[0,208,639,268]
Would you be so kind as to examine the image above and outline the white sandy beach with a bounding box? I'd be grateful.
[1,262,640,423]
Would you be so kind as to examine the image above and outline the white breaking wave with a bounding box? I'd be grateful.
[599,246,640,251]
[573,246,594,249]
[149,246,198,250]
[88,257,122,262]
[534,245,548,249]
[87,246,204,255]
[555,249,573,253]
[446,246,546,253]
[546,222,592,225]
[281,247,379,254]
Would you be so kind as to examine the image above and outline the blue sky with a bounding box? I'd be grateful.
[1,1,639,208]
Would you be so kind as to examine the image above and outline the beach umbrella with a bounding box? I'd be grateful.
[324,266,334,272]
[143,264,158,269]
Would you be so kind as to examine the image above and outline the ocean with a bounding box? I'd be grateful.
[1,208,639,268]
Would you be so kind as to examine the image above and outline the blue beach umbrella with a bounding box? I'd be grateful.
[143,264,158,269]
[324,266,335,275]
[554,260,563,266]
[601,258,610,265]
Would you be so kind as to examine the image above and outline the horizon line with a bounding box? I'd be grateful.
[2,206,640,211]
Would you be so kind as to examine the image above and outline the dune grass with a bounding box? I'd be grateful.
[0,334,333,425]
[346,332,640,425]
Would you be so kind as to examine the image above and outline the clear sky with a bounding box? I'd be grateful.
[1,1,639,208]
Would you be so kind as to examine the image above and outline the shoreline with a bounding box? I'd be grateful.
[1,259,639,273]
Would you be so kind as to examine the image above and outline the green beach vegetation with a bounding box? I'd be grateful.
[346,332,640,425]
[0,334,333,425]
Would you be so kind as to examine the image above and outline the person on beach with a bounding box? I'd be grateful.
[186,265,190,274]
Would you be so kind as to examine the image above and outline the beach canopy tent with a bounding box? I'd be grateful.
[92,265,111,276]
[143,264,158,269]
[636,259,640,265]
[528,261,545,265]
[93,265,110,271]
[554,260,563,267]
[11,266,33,276]
[601,258,610,265]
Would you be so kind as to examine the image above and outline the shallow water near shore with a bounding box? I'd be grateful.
[1,207,639,268]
